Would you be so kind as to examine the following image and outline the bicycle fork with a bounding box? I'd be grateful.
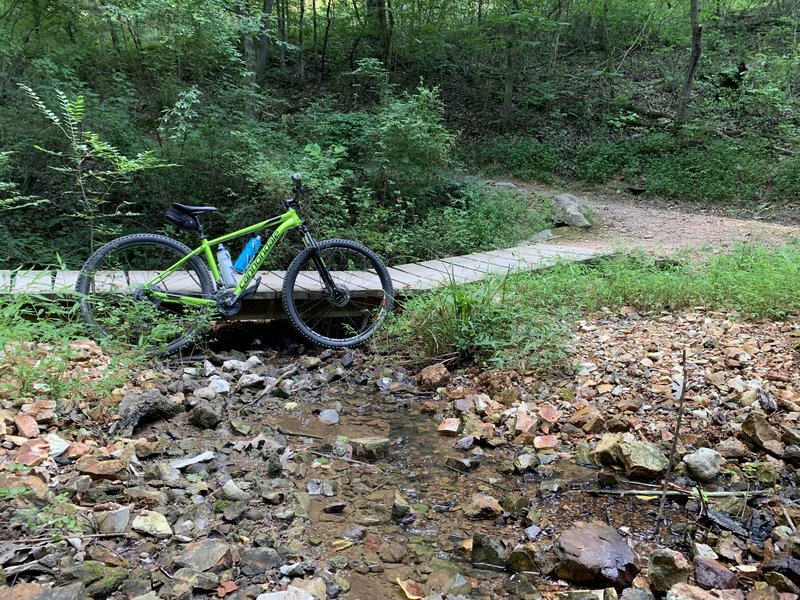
[300,227,340,298]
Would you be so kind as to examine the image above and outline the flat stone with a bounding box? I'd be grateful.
[647,548,690,592]
[350,437,392,460]
[0,582,86,600]
[508,544,538,573]
[534,435,559,449]
[716,438,748,459]
[170,451,215,469]
[694,557,738,590]
[220,479,250,501]
[188,402,222,429]
[94,506,130,534]
[462,493,503,519]
[174,567,219,590]
[471,533,507,572]
[241,547,280,576]
[683,448,723,482]
[555,521,640,586]
[617,441,667,480]
[44,433,70,458]
[666,583,727,600]
[539,403,562,424]
[741,412,780,449]
[75,456,128,480]
[418,363,451,390]
[14,413,40,437]
[438,418,461,435]
[132,510,172,539]
[174,539,231,572]
[552,193,592,228]
[256,588,315,600]
[318,409,340,425]
[17,438,50,466]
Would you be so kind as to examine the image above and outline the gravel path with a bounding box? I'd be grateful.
[511,182,800,255]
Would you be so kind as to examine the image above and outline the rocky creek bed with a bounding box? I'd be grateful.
[1,310,800,600]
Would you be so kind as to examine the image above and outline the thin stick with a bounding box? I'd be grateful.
[10,532,125,544]
[308,450,383,472]
[278,428,324,440]
[657,348,689,524]
[586,489,767,499]
[443,463,512,492]
[783,506,797,532]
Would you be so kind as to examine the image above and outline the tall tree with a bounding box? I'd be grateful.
[675,0,702,128]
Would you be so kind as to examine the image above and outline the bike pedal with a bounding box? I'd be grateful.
[234,276,261,302]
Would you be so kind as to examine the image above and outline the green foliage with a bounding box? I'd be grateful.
[391,243,800,369]
[19,85,168,251]
[771,155,800,201]
[0,151,44,211]
[0,286,135,402]
[367,87,456,207]
[13,492,85,534]
[470,136,562,182]
[389,273,572,370]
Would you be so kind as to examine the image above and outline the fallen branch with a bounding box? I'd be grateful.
[657,348,689,524]
[585,488,767,499]
[443,463,512,492]
[277,427,324,440]
[308,450,383,472]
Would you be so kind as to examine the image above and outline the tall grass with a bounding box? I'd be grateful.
[388,242,800,369]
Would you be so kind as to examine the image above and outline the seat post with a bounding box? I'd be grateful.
[195,217,207,239]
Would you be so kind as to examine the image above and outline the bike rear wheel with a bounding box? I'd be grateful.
[282,239,393,347]
[76,234,214,353]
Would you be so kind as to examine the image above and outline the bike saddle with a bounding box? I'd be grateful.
[172,203,219,215]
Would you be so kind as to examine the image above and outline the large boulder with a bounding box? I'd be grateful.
[552,193,592,228]
[554,521,640,587]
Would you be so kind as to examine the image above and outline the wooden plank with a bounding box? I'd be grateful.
[11,270,53,293]
[390,263,448,283]
[53,270,80,292]
[256,271,285,293]
[386,267,438,290]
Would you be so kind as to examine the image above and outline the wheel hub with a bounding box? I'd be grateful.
[327,285,351,308]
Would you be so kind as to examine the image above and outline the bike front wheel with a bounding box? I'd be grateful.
[282,239,394,347]
[75,234,215,354]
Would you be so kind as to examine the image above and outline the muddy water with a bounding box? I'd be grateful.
[144,355,685,599]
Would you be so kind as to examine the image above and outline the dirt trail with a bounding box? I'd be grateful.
[512,181,800,254]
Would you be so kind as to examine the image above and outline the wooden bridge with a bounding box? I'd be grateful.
[1,243,606,318]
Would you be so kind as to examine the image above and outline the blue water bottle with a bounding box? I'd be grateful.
[233,236,262,273]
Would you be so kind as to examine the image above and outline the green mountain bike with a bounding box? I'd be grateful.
[76,174,394,353]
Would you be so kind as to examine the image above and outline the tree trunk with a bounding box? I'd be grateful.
[675,0,702,128]
[278,0,287,67]
[367,0,391,65]
[299,0,305,82]
[602,0,613,71]
[320,0,334,79]
[501,0,520,133]
[312,0,318,57]
[255,0,275,81]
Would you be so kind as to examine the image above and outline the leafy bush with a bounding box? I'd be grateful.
[646,138,769,203]
[366,87,456,208]
[470,136,562,182]
[388,274,572,370]
[771,154,800,201]
[389,242,800,369]
[575,141,640,183]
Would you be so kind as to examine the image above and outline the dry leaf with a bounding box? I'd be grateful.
[216,580,237,597]
[396,578,426,600]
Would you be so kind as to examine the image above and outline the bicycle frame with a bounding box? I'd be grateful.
[146,208,303,306]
